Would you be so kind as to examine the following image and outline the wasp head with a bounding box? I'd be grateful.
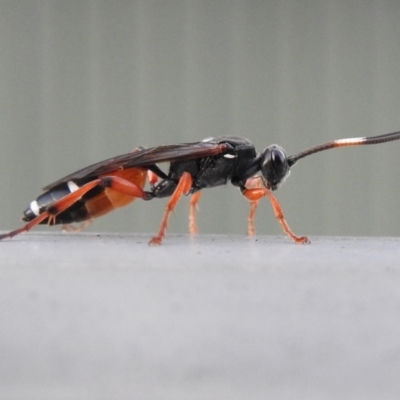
[260,145,290,191]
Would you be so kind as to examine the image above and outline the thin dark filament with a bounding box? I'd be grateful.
[288,130,400,166]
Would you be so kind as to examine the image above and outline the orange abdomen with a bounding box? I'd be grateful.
[85,168,147,219]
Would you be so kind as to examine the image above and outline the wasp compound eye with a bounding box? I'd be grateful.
[261,145,290,190]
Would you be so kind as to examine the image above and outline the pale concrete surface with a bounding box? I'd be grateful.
[1,233,400,400]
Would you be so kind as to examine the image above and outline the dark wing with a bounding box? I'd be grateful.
[43,141,231,191]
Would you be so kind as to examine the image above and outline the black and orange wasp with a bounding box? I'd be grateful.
[1,131,400,244]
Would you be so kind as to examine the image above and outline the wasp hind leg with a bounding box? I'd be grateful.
[0,212,51,240]
[0,176,151,240]
[62,220,93,233]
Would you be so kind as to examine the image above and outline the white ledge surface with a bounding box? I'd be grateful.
[1,233,400,400]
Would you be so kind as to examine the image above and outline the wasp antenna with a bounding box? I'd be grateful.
[287,129,400,166]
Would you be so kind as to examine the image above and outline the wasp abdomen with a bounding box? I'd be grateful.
[21,168,148,226]
[22,180,87,223]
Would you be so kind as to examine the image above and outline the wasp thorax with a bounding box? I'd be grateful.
[260,145,290,190]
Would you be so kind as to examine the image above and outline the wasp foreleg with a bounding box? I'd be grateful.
[245,177,263,236]
[242,186,310,244]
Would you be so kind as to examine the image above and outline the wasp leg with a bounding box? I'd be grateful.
[149,172,193,245]
[0,176,151,240]
[189,192,202,235]
[62,220,93,233]
[0,212,51,240]
[245,177,262,236]
[242,187,310,244]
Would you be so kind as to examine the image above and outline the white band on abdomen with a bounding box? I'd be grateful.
[67,180,79,193]
[29,200,41,216]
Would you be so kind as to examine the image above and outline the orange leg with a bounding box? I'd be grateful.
[149,172,193,245]
[189,191,202,235]
[62,220,93,233]
[243,187,310,244]
[245,177,262,236]
[247,200,258,236]
[46,176,149,215]
[0,176,150,240]
[0,212,50,240]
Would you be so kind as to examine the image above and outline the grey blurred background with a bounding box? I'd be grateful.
[0,0,399,238]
